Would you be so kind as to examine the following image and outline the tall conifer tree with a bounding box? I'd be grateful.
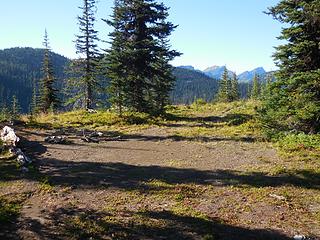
[261,0,320,134]
[251,74,260,99]
[30,77,39,114]
[11,95,21,119]
[39,30,58,113]
[217,67,232,102]
[105,0,180,114]
[231,72,240,101]
[74,0,100,110]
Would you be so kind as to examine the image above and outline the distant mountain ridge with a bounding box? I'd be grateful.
[178,65,270,82]
[203,66,235,79]
[0,47,70,112]
[238,67,266,82]
[0,47,272,112]
[0,47,221,110]
[171,67,219,104]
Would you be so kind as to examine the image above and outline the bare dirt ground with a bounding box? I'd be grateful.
[1,124,320,240]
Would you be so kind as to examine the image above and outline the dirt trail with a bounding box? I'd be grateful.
[2,126,319,239]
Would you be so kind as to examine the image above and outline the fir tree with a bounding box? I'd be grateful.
[150,39,179,114]
[261,75,273,99]
[39,29,59,113]
[104,0,180,114]
[265,75,273,96]
[217,67,232,102]
[74,0,100,110]
[246,82,252,100]
[251,74,260,99]
[30,77,39,114]
[231,72,240,101]
[261,0,320,134]
[11,95,21,119]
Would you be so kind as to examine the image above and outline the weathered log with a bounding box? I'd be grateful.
[44,136,67,144]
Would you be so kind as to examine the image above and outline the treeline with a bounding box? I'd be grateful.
[0,47,69,113]
[1,0,181,116]
[0,49,267,113]
[171,68,219,104]
[0,0,272,115]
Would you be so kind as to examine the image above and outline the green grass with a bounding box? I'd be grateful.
[62,184,219,240]
[276,133,320,161]
[26,110,160,133]
[15,100,320,238]
[38,176,55,193]
[27,100,320,162]
[0,111,11,122]
[29,101,254,124]
[0,196,23,224]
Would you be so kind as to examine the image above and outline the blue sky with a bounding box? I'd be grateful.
[0,0,282,73]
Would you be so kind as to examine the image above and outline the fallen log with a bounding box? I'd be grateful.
[44,136,67,144]
[81,136,99,143]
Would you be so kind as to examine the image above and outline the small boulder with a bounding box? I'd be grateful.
[1,126,20,146]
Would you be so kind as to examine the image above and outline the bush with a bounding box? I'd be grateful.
[192,98,207,106]
[277,133,320,153]
[260,70,320,137]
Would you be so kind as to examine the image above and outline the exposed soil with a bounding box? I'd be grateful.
[1,125,319,240]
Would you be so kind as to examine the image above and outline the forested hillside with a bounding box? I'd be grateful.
[171,67,219,104]
[0,48,254,112]
[0,47,69,112]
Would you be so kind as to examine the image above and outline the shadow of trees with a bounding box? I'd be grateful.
[163,113,253,126]
[9,158,317,191]
[2,131,319,191]
[1,127,319,239]
[18,205,291,240]
[116,133,257,143]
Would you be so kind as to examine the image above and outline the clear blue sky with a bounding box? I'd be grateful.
[0,0,282,73]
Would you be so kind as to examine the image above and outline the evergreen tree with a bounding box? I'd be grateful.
[231,72,240,101]
[11,95,21,119]
[251,74,260,99]
[261,75,273,99]
[217,67,232,102]
[39,30,59,113]
[74,0,100,110]
[246,82,252,100]
[30,77,39,114]
[261,0,320,134]
[150,39,179,114]
[105,0,180,114]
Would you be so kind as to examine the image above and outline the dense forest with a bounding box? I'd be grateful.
[0,47,69,112]
[0,48,257,112]
[0,0,317,135]
[0,48,261,112]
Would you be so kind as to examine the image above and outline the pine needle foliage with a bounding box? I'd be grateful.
[72,0,100,110]
[231,72,240,101]
[104,0,181,115]
[261,0,320,135]
[216,67,232,102]
[11,95,21,119]
[251,74,261,100]
[39,30,59,113]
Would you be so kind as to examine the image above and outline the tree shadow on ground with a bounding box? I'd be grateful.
[18,124,258,145]
[2,135,319,190]
[118,133,257,143]
[18,205,291,240]
[23,158,320,191]
[163,113,253,126]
